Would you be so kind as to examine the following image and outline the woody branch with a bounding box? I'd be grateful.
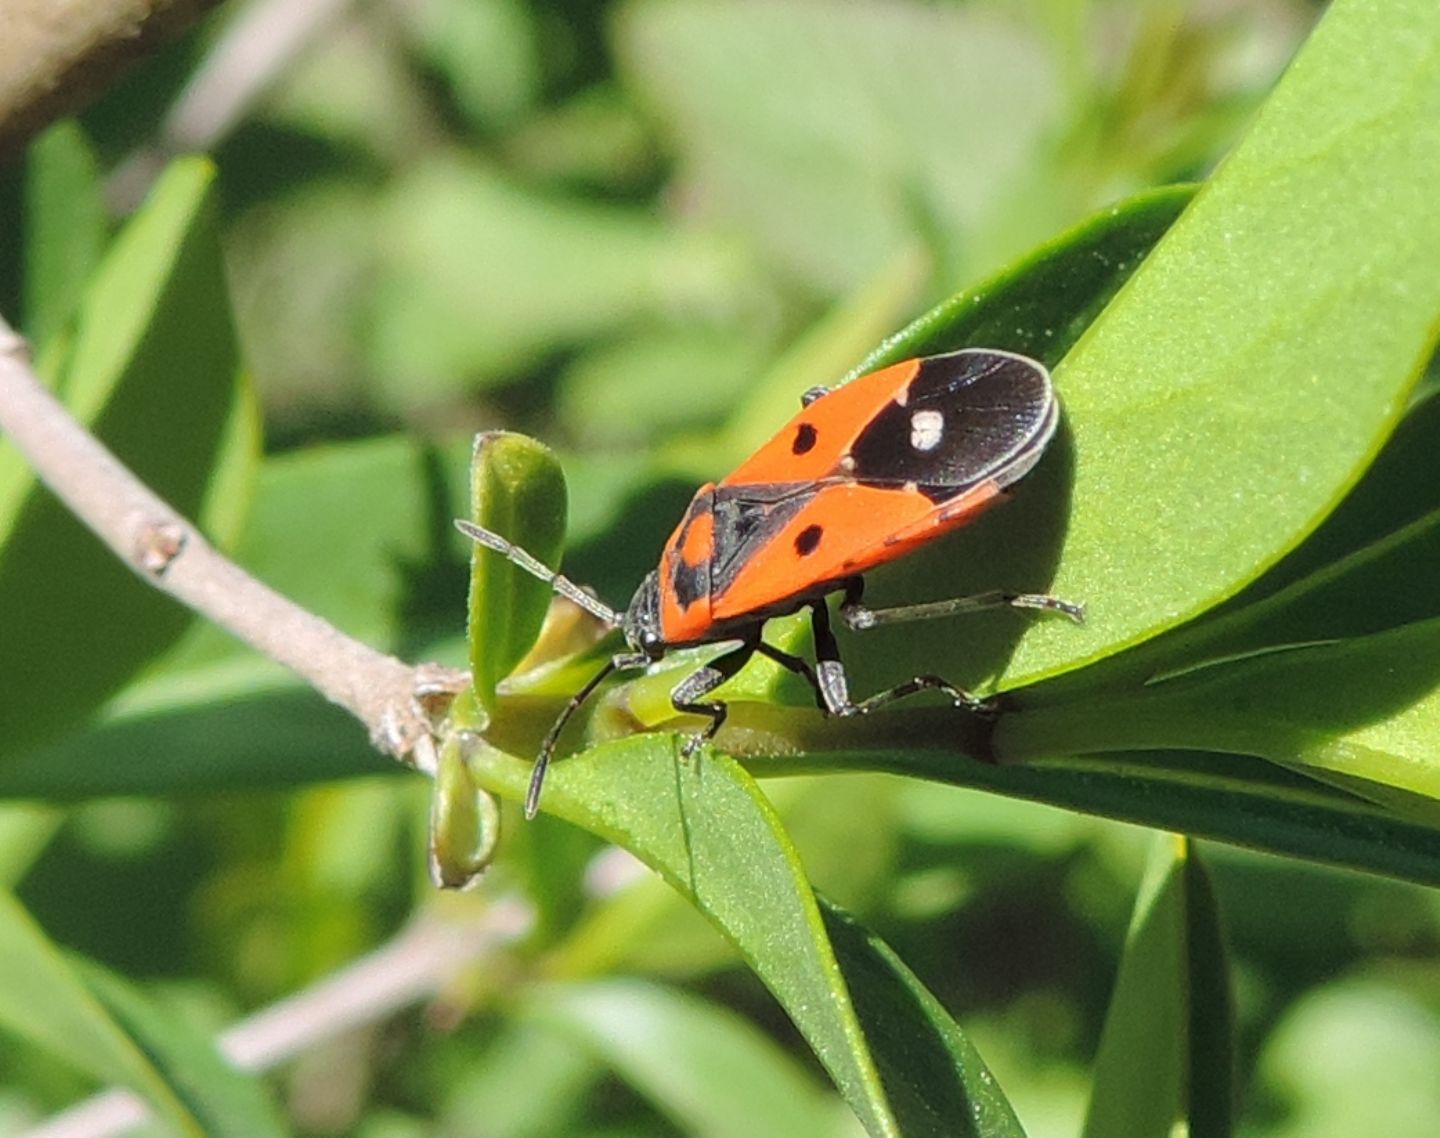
[0,314,465,772]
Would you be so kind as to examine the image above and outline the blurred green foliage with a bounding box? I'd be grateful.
[3,1,1440,1136]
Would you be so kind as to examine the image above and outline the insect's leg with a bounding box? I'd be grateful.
[528,654,644,819]
[670,638,760,759]
[755,641,828,713]
[807,597,856,715]
[849,674,991,716]
[825,581,991,716]
[840,578,1084,631]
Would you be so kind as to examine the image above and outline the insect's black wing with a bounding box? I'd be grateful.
[845,349,1057,499]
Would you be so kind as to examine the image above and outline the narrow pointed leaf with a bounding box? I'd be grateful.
[464,734,901,1136]
[820,900,1028,1138]
[79,962,287,1138]
[0,890,207,1135]
[1082,836,1233,1138]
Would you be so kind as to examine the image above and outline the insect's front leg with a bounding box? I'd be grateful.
[670,637,760,758]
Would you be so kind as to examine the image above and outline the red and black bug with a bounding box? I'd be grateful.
[457,347,1081,816]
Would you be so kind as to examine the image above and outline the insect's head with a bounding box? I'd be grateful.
[621,571,667,659]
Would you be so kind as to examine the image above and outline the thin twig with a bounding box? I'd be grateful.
[23,899,533,1138]
[0,316,466,770]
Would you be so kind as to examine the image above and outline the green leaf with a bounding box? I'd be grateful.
[0,803,60,887]
[466,736,1029,1137]
[1075,503,1440,708]
[79,962,287,1138]
[661,185,1194,715]
[1006,618,1440,810]
[819,900,1028,1138]
[466,431,569,716]
[527,979,841,1138]
[1082,836,1233,1138]
[0,157,258,759]
[740,744,1440,888]
[1257,979,1440,1138]
[986,0,1440,688]
[404,0,541,129]
[0,889,208,1135]
[464,735,901,1136]
[22,119,106,360]
[1238,385,1440,595]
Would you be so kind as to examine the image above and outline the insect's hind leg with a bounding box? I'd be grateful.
[810,588,991,717]
[670,637,760,758]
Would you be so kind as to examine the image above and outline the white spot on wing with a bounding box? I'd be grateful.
[910,409,944,452]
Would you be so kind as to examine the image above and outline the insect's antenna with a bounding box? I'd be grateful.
[454,519,622,628]
[527,657,620,818]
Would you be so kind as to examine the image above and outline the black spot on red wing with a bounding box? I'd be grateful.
[845,350,1055,501]
[792,422,818,455]
[669,498,712,611]
[671,554,708,611]
[794,524,823,556]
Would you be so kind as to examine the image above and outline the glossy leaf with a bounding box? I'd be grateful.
[1236,385,1440,595]
[466,431,569,715]
[466,734,1027,1137]
[819,900,1027,1138]
[1082,836,1232,1138]
[847,183,1194,377]
[816,186,1192,703]
[466,735,903,1135]
[985,0,1440,688]
[741,743,1440,889]
[665,185,1193,714]
[1005,618,1440,810]
[1036,502,1440,699]
[0,158,257,759]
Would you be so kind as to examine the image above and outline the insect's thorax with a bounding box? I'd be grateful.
[656,480,839,647]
